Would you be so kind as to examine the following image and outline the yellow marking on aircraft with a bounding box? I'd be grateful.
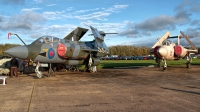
[43,49,48,52]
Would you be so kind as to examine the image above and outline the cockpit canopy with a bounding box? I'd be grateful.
[162,40,172,46]
[31,36,60,45]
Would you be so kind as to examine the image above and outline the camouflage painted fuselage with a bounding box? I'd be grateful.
[5,36,109,66]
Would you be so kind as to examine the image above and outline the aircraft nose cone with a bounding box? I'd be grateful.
[158,47,167,57]
[4,46,28,59]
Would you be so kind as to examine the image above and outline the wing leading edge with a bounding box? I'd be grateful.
[64,27,88,41]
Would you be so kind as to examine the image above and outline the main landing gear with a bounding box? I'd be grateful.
[186,54,192,68]
[84,54,97,73]
[35,61,43,78]
[35,62,56,78]
[156,57,167,71]
[47,63,56,77]
[163,59,167,71]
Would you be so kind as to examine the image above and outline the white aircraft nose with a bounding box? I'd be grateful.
[4,46,28,59]
[158,47,167,57]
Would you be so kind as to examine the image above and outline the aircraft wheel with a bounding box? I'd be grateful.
[163,67,167,71]
[186,63,190,68]
[48,70,55,77]
[89,70,93,73]
[23,67,31,74]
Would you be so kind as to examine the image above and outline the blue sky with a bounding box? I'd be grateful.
[0,0,200,47]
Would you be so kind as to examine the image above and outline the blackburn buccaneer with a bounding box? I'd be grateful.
[5,25,117,78]
[151,31,198,70]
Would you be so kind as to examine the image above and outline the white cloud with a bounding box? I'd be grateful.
[105,5,129,13]
[74,12,110,21]
[75,8,99,14]
[43,11,68,20]
[73,5,129,21]
[46,4,57,7]
[114,5,129,9]
[21,8,42,12]
[40,4,129,21]
[43,11,57,15]
[33,0,45,3]
[120,9,192,38]
[66,7,74,11]
[0,11,46,31]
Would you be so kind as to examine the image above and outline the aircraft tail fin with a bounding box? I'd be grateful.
[88,26,118,42]
[89,26,104,41]
[87,25,117,55]
[64,27,88,41]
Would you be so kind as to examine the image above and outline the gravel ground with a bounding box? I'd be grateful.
[0,65,200,112]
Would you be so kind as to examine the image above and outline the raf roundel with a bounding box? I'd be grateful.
[48,48,55,59]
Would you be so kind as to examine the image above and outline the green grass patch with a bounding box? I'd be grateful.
[79,59,200,69]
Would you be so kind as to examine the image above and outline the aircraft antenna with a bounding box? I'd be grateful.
[83,23,90,27]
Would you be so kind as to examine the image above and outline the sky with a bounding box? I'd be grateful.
[0,0,200,47]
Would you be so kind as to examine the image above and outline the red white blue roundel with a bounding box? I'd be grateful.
[48,48,55,59]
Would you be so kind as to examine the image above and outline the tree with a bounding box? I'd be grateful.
[108,45,151,56]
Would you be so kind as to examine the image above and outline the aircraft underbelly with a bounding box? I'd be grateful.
[34,55,65,63]
[65,60,84,65]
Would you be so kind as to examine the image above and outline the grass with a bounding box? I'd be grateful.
[79,59,200,69]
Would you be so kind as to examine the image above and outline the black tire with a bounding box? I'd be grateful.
[163,67,166,71]
[186,63,190,68]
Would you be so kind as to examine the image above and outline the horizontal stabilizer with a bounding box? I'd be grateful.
[64,27,88,41]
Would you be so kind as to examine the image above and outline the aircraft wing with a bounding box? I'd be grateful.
[152,31,170,48]
[64,27,88,41]
[180,31,197,50]
[187,49,198,53]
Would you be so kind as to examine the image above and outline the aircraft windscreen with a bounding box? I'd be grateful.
[44,36,60,42]
[162,40,171,46]
[52,37,60,42]
[31,36,60,45]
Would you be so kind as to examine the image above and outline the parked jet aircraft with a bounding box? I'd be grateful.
[151,31,198,70]
[5,25,116,78]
